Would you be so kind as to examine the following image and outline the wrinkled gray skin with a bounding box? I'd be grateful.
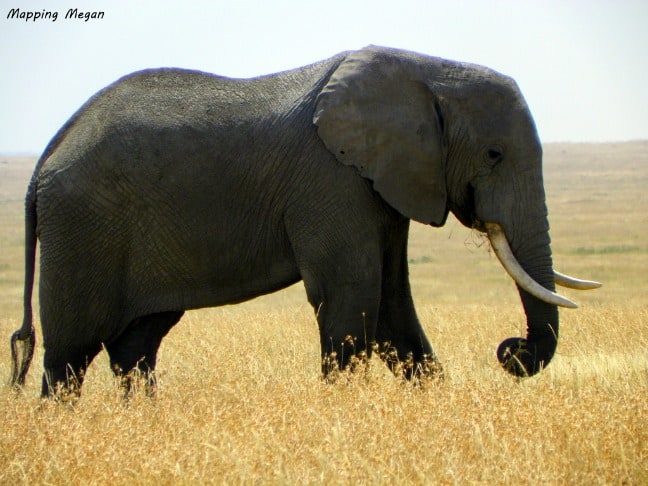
[11,46,559,397]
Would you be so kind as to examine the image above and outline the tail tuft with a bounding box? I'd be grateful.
[9,326,36,389]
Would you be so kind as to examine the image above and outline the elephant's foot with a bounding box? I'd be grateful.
[321,335,372,382]
[41,365,86,404]
[414,353,445,383]
[321,337,444,384]
[378,342,444,384]
[321,352,371,383]
[111,363,158,399]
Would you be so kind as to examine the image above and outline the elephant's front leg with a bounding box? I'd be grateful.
[375,223,443,381]
[314,279,382,379]
[375,298,444,382]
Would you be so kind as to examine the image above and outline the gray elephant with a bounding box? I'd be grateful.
[9,46,600,397]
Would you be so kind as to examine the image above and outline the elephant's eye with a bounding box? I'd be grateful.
[485,146,504,167]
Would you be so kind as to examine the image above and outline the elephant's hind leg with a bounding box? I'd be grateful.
[42,345,102,400]
[106,311,184,396]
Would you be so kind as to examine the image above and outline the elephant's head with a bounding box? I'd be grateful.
[314,46,600,377]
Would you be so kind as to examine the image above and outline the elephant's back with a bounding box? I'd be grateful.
[36,53,346,179]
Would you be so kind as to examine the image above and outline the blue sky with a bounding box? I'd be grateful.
[1,0,647,153]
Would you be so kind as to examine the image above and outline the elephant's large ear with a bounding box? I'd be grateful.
[313,47,448,226]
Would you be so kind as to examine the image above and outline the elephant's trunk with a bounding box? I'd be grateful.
[486,222,561,376]
[484,220,601,376]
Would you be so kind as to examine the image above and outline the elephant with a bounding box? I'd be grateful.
[8,45,600,398]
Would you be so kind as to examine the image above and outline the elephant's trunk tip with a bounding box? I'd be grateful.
[496,332,557,378]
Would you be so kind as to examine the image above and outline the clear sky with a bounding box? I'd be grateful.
[1,0,647,153]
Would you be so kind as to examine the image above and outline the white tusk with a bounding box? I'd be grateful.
[484,222,578,309]
[554,271,602,290]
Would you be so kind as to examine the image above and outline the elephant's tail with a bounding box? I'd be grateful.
[9,178,37,389]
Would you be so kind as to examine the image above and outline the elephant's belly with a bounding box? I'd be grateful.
[133,253,303,313]
[195,258,302,308]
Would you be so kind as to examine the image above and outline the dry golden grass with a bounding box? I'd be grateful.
[1,143,647,484]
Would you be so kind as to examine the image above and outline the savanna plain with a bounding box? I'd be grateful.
[0,142,646,484]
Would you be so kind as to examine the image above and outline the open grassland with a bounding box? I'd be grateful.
[0,142,647,484]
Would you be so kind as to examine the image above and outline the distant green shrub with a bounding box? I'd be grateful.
[572,245,644,255]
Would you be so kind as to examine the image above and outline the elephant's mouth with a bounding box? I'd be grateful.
[484,222,601,308]
[444,182,479,230]
[471,219,487,234]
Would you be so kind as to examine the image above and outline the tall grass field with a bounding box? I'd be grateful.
[0,142,646,484]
